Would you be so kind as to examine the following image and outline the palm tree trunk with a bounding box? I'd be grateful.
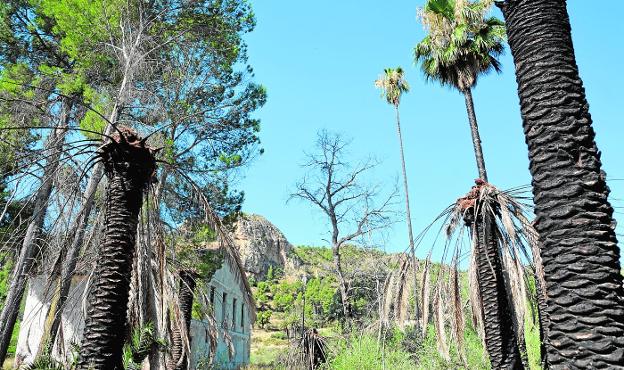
[498,0,624,367]
[168,270,196,370]
[461,89,523,367]
[473,211,523,369]
[394,106,420,327]
[463,89,488,181]
[0,109,69,363]
[77,130,155,370]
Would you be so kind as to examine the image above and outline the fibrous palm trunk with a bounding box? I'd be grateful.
[463,88,488,182]
[168,270,196,370]
[473,210,522,369]
[498,0,624,367]
[77,128,155,370]
[0,110,69,363]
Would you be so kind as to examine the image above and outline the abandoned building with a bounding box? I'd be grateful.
[14,244,256,369]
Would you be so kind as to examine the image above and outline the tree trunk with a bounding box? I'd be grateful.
[0,110,69,363]
[332,247,351,330]
[534,271,549,368]
[168,270,196,370]
[498,0,624,367]
[462,87,522,368]
[40,104,119,351]
[146,169,169,369]
[463,89,488,182]
[77,129,155,370]
[473,211,523,369]
[394,106,419,327]
[38,164,104,355]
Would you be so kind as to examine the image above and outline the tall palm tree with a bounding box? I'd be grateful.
[375,67,419,327]
[414,0,505,181]
[414,1,524,367]
[498,0,624,368]
[77,127,157,370]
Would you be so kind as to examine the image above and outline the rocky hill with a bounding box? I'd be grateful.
[232,214,301,279]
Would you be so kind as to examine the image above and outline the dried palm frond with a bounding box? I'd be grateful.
[433,285,450,361]
[420,254,431,336]
[395,256,415,325]
[450,258,467,366]
[420,180,541,362]
[280,329,328,370]
[468,238,485,347]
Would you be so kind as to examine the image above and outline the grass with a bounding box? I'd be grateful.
[250,326,289,367]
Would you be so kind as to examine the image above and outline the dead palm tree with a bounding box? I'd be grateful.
[375,67,420,328]
[414,1,524,367]
[498,0,624,367]
[76,127,157,370]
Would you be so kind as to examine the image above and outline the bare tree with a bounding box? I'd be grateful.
[290,131,397,330]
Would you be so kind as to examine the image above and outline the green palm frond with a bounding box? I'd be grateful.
[415,0,506,91]
[374,67,409,107]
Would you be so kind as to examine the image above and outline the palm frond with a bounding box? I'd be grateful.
[433,284,450,361]
[420,180,542,361]
[420,255,432,336]
[415,0,505,91]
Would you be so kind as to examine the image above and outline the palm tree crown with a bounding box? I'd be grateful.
[414,0,505,92]
[375,67,409,107]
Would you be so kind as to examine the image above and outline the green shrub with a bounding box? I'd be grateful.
[257,310,272,329]
[270,331,288,340]
[327,334,417,370]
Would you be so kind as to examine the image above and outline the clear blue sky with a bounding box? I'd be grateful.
[238,1,624,259]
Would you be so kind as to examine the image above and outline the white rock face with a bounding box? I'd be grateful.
[232,214,300,279]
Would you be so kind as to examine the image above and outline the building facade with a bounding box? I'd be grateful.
[15,254,255,369]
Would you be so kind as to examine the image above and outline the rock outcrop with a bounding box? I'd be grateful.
[232,214,300,279]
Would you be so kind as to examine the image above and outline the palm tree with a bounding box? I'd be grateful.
[374,67,419,328]
[77,127,157,370]
[414,1,524,367]
[498,0,624,367]
[414,0,505,181]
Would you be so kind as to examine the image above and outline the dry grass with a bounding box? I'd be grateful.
[2,357,14,370]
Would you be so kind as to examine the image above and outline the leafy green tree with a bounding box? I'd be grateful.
[0,0,123,360]
[257,310,272,329]
[0,1,266,368]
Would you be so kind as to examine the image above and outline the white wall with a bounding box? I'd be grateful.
[15,275,88,367]
[190,262,253,369]
[15,260,254,369]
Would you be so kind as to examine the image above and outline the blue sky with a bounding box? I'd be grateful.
[238,1,624,259]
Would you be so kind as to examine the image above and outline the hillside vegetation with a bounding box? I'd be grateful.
[249,245,541,369]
